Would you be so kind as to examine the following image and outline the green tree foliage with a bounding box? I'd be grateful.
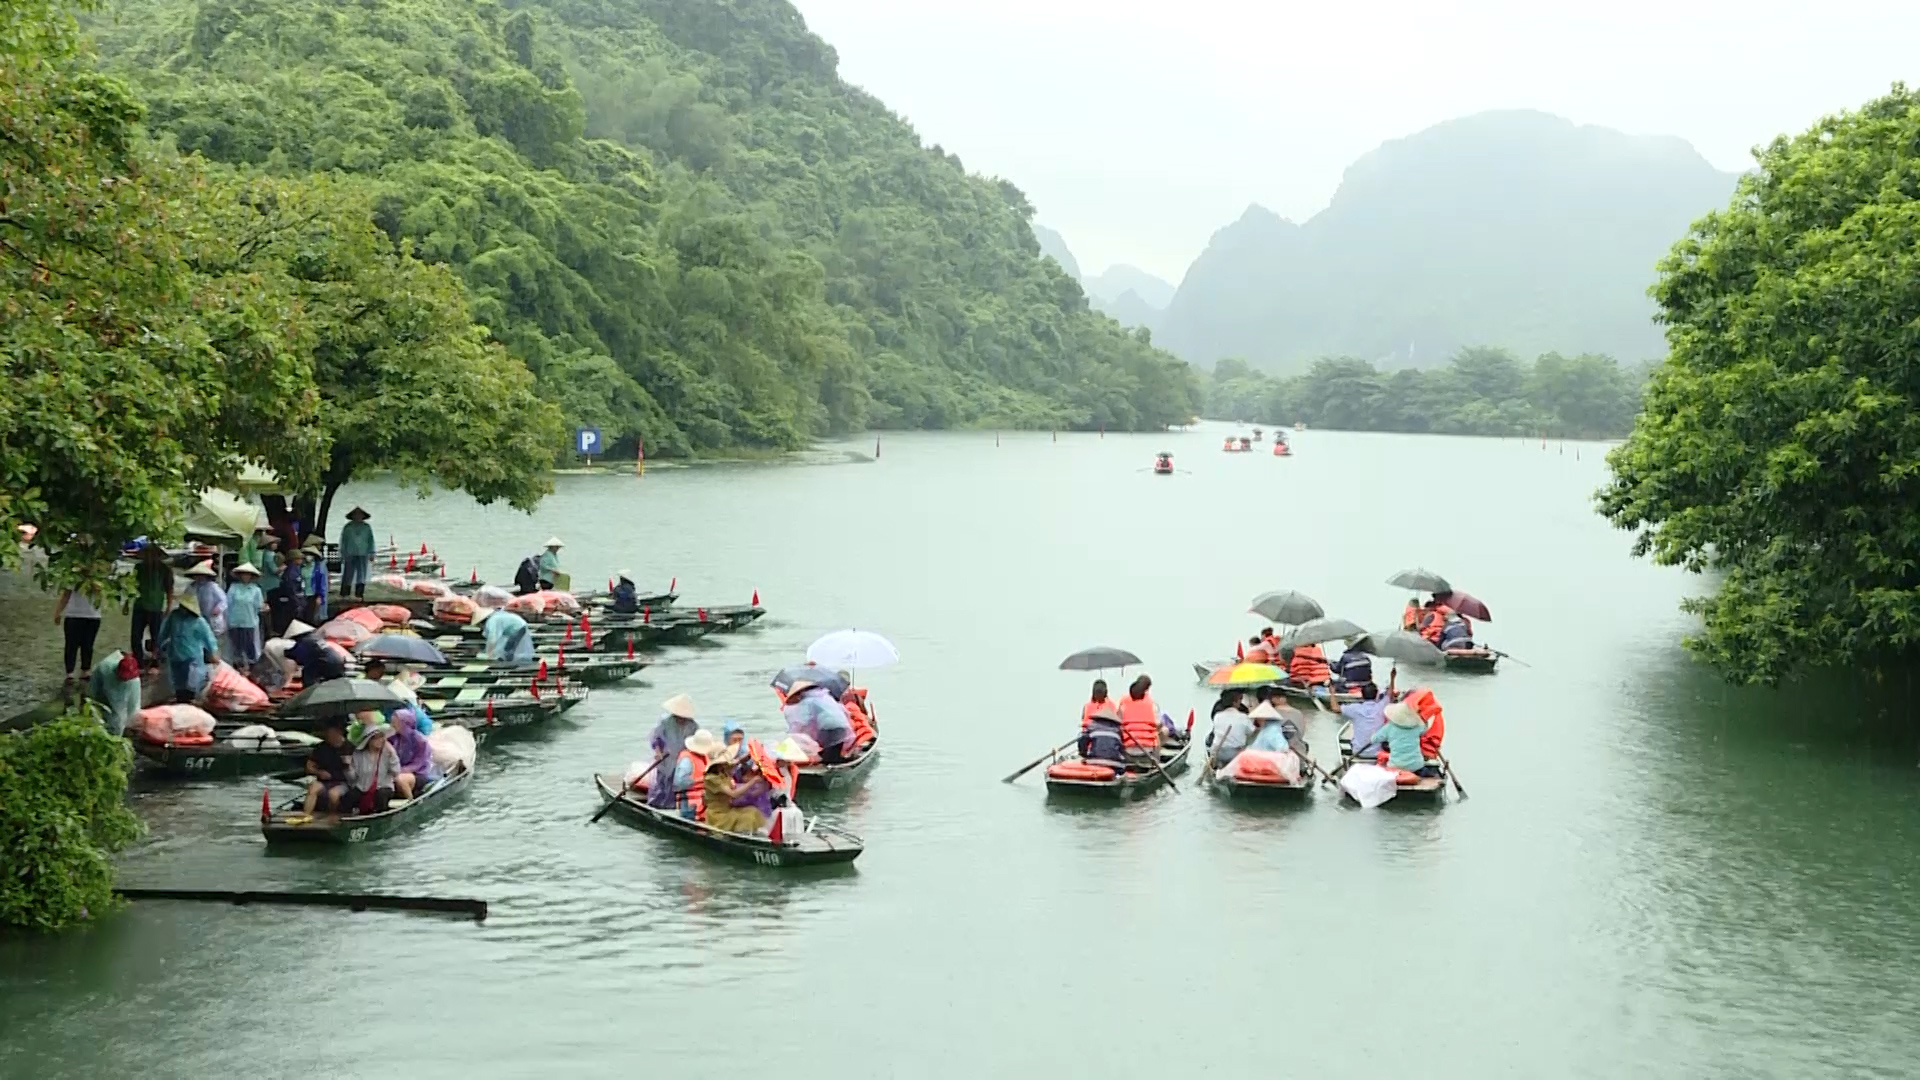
[1208,347,1646,438]
[0,0,317,590]
[1599,87,1920,685]
[187,173,564,536]
[0,714,143,932]
[89,0,1199,452]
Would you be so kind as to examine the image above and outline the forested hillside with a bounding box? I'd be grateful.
[91,0,1197,456]
[1209,349,1648,440]
[1159,111,1739,373]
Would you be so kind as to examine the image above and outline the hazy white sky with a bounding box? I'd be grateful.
[792,0,1920,283]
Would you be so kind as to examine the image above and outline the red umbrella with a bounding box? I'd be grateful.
[1435,591,1491,622]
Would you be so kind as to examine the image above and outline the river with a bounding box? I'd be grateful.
[3,425,1918,1078]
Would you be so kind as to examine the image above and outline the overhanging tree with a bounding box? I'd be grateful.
[1598,86,1920,684]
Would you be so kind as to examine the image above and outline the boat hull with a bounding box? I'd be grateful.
[1443,650,1499,674]
[795,740,880,793]
[1044,740,1192,800]
[1210,774,1314,801]
[591,775,863,867]
[262,761,473,844]
[133,738,310,780]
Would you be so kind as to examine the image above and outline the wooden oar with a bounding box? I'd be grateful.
[1129,735,1179,794]
[1002,737,1079,784]
[1435,751,1469,799]
[1487,649,1531,668]
[588,758,662,824]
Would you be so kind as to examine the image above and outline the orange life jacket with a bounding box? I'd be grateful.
[744,739,786,796]
[843,691,877,747]
[1288,643,1331,685]
[1080,698,1116,730]
[1417,609,1446,643]
[1402,603,1419,630]
[1243,643,1275,665]
[1117,693,1159,750]
[676,750,707,819]
[1261,632,1281,654]
[1406,687,1446,759]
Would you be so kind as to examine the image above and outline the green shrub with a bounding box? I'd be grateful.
[0,713,142,932]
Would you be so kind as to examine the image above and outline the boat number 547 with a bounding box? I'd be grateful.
[347,827,369,843]
[752,851,781,866]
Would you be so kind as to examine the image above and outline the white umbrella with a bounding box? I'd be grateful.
[806,630,899,670]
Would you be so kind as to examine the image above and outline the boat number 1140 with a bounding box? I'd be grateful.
[752,851,781,866]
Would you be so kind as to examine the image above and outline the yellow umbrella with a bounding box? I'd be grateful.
[1204,662,1285,688]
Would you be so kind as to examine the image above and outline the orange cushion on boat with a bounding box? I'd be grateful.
[1233,755,1289,782]
[1394,769,1421,785]
[1047,761,1117,782]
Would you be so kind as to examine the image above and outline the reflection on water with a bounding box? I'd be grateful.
[3,426,1919,1077]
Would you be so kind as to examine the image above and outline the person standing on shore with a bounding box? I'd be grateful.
[184,561,228,642]
[53,584,105,683]
[129,544,172,667]
[224,563,267,665]
[156,592,219,703]
[339,508,375,599]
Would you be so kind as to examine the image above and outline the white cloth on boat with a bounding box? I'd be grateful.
[226,723,280,749]
[1339,762,1399,809]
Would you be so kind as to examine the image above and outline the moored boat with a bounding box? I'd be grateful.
[1043,739,1191,800]
[795,737,880,793]
[1209,770,1314,801]
[590,774,863,867]
[261,759,473,844]
[132,733,312,780]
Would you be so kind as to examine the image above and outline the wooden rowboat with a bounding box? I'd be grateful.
[1442,648,1499,673]
[1334,721,1449,806]
[590,774,863,868]
[132,735,312,779]
[262,760,473,844]
[1043,740,1191,800]
[794,738,879,793]
[1208,771,1314,801]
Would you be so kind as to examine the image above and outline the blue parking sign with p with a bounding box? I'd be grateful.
[576,427,603,455]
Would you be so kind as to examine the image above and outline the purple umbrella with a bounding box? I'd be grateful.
[1435,591,1492,622]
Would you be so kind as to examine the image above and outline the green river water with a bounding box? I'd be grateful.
[3,425,1919,1078]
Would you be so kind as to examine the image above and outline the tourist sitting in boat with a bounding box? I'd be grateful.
[1209,688,1245,719]
[1403,686,1446,761]
[1079,702,1128,768]
[480,609,536,662]
[1438,612,1475,651]
[301,719,353,816]
[728,722,790,801]
[388,708,440,799]
[344,721,402,815]
[1246,700,1305,756]
[1206,698,1254,771]
[1116,676,1161,759]
[1327,675,1393,753]
[610,571,640,614]
[671,729,727,820]
[1243,635,1276,664]
[703,749,774,835]
[86,650,142,736]
[646,694,701,809]
[782,679,855,763]
[1414,603,1450,644]
[1360,700,1439,778]
[156,591,221,703]
[1081,679,1116,729]
[1285,643,1333,692]
[1260,626,1283,656]
[287,627,347,687]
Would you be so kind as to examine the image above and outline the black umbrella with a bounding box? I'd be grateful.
[356,634,449,666]
[1058,646,1143,671]
[1386,568,1452,593]
[771,665,849,700]
[1348,630,1445,666]
[1247,590,1324,624]
[1279,617,1367,649]
[283,678,404,718]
